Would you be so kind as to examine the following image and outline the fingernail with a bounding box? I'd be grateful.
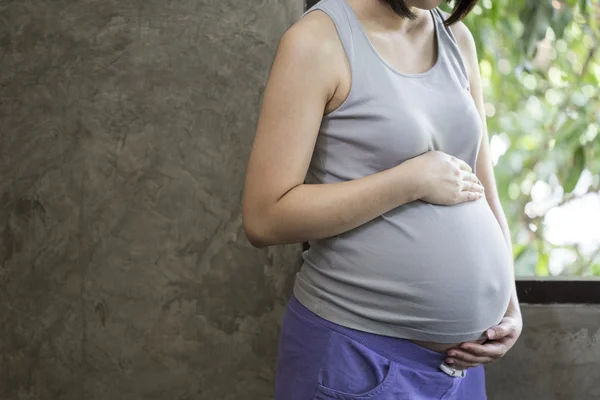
[487,329,496,339]
[449,352,456,357]
[461,344,469,350]
[446,359,454,365]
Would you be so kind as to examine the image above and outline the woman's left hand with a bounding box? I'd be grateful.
[444,311,523,370]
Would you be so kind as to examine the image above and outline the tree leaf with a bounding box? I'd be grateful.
[562,146,586,193]
[592,264,600,276]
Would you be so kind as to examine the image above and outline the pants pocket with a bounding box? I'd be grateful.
[313,331,404,399]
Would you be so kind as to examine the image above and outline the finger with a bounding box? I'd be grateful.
[469,172,483,189]
[460,181,484,193]
[461,172,484,188]
[486,324,513,340]
[460,340,508,359]
[445,358,478,370]
[460,170,477,183]
[446,349,494,365]
[455,158,472,172]
[457,190,483,203]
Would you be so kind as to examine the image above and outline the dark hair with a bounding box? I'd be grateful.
[382,0,479,25]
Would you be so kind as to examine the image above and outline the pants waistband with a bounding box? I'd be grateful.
[289,296,449,373]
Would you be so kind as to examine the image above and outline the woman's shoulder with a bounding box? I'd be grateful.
[281,9,342,57]
[274,10,348,85]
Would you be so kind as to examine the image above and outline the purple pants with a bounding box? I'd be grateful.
[275,296,487,400]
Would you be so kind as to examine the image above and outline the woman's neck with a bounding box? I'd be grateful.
[349,0,427,33]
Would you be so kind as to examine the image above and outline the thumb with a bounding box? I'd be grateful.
[486,322,511,340]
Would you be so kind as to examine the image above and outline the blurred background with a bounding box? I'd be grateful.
[454,0,600,277]
[1,0,599,399]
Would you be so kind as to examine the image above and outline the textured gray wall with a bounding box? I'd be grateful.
[0,0,303,399]
[487,305,600,400]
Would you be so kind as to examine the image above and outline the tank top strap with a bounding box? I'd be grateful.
[303,0,374,77]
[431,8,471,91]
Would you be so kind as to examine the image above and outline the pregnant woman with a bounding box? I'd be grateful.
[243,0,523,398]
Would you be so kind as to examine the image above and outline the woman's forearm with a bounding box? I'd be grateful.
[244,161,422,248]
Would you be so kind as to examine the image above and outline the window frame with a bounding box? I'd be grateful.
[515,279,600,304]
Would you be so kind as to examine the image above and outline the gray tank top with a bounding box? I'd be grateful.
[294,0,513,343]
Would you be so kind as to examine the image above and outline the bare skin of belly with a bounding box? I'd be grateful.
[410,338,487,353]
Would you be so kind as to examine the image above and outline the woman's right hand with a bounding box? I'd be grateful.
[410,151,484,206]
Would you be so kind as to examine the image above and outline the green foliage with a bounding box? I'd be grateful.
[559,145,586,193]
[459,0,600,277]
[536,248,550,277]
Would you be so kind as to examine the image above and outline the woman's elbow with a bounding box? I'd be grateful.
[243,225,268,248]
[242,209,271,248]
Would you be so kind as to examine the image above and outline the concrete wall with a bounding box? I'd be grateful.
[0,0,303,399]
[487,304,600,400]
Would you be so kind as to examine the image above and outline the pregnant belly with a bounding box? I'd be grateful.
[301,198,513,342]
